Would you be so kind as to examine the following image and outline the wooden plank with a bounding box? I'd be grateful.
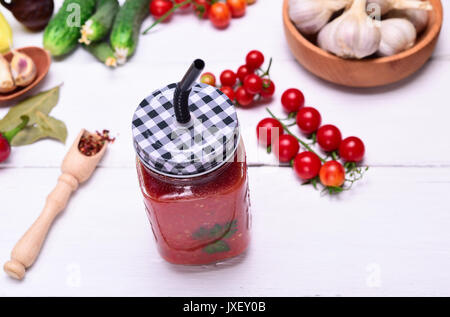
[1,58,450,168]
[1,166,449,296]
[4,0,449,61]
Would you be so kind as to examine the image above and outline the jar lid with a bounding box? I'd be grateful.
[132,83,239,178]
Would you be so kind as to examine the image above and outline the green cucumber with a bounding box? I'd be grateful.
[83,41,117,67]
[43,0,96,56]
[110,0,150,64]
[80,0,120,45]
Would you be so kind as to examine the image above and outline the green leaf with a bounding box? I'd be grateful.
[0,86,60,132]
[11,111,67,146]
[192,227,209,239]
[209,224,223,238]
[223,229,237,239]
[203,240,230,254]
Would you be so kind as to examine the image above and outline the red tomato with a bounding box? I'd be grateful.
[281,88,305,113]
[243,74,263,94]
[317,125,342,152]
[174,0,191,9]
[237,65,252,83]
[246,50,264,71]
[150,0,174,20]
[193,0,211,18]
[339,136,365,162]
[226,0,246,17]
[296,107,321,134]
[220,70,237,86]
[0,135,11,163]
[319,161,345,187]
[273,134,300,163]
[200,72,216,86]
[209,3,231,29]
[260,78,275,98]
[256,118,284,146]
[293,151,322,180]
[220,86,235,101]
[235,86,254,107]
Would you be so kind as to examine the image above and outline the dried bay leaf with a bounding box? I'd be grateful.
[0,86,60,132]
[11,111,67,146]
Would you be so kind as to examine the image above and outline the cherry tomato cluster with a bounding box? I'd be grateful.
[149,0,256,30]
[200,50,275,107]
[257,89,368,194]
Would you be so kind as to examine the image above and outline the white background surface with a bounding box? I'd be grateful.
[1,0,450,296]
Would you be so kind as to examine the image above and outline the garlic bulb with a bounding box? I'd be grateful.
[378,18,417,56]
[367,0,432,16]
[10,51,37,87]
[387,9,429,33]
[0,54,16,93]
[318,0,381,59]
[289,0,352,34]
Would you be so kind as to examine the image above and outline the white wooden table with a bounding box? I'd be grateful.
[1,0,450,297]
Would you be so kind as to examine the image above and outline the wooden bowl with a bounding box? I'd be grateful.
[0,46,51,102]
[283,0,443,88]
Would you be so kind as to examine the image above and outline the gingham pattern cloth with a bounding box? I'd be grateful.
[132,83,239,177]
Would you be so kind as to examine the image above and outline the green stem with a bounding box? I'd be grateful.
[143,0,193,34]
[331,151,338,161]
[266,108,326,163]
[261,57,273,77]
[3,116,29,144]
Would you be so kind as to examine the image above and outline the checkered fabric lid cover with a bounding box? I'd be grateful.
[132,83,239,177]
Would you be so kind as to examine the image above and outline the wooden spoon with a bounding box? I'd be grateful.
[3,129,109,280]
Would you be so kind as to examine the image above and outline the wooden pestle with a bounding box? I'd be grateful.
[3,129,109,280]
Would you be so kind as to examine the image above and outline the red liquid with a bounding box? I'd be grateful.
[136,145,250,265]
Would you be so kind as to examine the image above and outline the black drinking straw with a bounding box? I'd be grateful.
[173,59,205,124]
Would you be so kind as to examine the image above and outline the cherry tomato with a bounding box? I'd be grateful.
[260,78,275,98]
[339,136,365,162]
[246,50,264,71]
[150,0,174,20]
[243,74,263,95]
[209,3,231,29]
[235,86,254,107]
[319,161,345,187]
[256,118,283,146]
[273,134,300,163]
[0,134,11,163]
[193,0,211,18]
[293,151,322,180]
[220,70,237,86]
[226,0,246,17]
[317,125,342,152]
[237,65,252,83]
[200,72,216,86]
[220,86,235,101]
[296,107,321,134]
[174,0,191,9]
[281,88,305,113]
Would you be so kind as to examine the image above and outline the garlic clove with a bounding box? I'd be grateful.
[318,0,381,59]
[10,50,37,87]
[386,9,429,33]
[378,18,417,56]
[367,0,432,16]
[0,54,16,94]
[289,0,351,34]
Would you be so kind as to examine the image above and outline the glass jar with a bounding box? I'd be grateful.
[136,141,250,265]
[132,79,251,265]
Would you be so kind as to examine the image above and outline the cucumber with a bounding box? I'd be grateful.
[110,0,150,64]
[80,0,120,45]
[43,0,96,56]
[83,41,117,68]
